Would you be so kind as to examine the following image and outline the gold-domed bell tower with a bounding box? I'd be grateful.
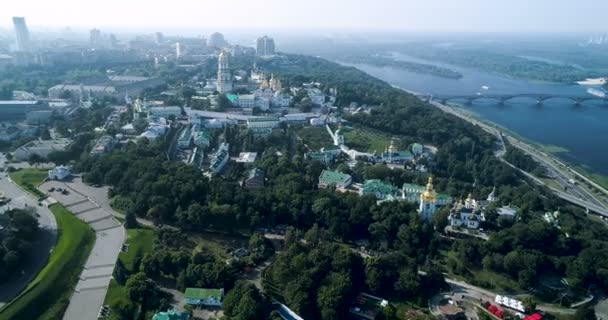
[419,176,438,220]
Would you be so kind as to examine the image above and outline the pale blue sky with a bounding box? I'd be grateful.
[1,0,607,32]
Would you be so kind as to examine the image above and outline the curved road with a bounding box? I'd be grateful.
[0,154,58,309]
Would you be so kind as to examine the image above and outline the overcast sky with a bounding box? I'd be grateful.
[1,0,607,33]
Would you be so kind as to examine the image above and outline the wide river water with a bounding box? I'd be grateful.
[344,54,608,176]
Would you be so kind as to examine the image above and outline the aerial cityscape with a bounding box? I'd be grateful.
[1,1,608,320]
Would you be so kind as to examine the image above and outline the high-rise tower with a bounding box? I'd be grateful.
[256,35,276,56]
[12,17,31,52]
[216,50,233,93]
[89,28,102,49]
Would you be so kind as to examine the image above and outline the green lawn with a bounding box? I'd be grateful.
[102,228,155,320]
[297,127,333,150]
[440,251,521,293]
[8,168,49,198]
[0,204,95,320]
[341,126,392,153]
[121,229,155,272]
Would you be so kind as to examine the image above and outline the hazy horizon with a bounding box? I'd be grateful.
[1,0,608,34]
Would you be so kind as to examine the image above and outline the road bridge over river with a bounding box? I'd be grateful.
[420,93,608,106]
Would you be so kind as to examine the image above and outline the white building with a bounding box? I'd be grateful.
[149,106,181,118]
[449,194,482,230]
[48,165,71,180]
[14,138,71,161]
[177,126,192,149]
[216,50,233,93]
[209,143,230,173]
[247,117,280,129]
[236,152,257,163]
[307,88,326,105]
[418,177,440,220]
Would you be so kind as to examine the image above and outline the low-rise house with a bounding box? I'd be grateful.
[496,205,519,221]
[15,138,72,161]
[236,152,257,163]
[121,123,136,135]
[349,292,389,320]
[192,130,212,148]
[178,126,193,149]
[280,113,313,123]
[411,143,424,156]
[139,123,168,140]
[230,94,256,108]
[361,180,400,200]
[184,288,224,307]
[247,117,279,137]
[305,151,337,165]
[48,165,71,180]
[320,146,343,156]
[149,106,182,119]
[307,88,326,105]
[318,170,352,189]
[243,168,265,188]
[90,135,116,156]
[188,147,205,169]
[247,117,280,129]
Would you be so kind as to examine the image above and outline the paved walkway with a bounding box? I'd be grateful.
[40,179,125,320]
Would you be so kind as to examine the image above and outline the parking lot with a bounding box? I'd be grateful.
[40,179,124,320]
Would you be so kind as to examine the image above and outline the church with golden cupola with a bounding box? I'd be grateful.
[419,176,439,220]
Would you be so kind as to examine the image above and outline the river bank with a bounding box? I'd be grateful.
[414,92,608,201]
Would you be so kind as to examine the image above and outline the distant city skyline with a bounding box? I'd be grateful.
[1,0,608,33]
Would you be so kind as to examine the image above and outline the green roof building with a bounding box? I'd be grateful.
[152,309,190,320]
[192,130,212,147]
[306,151,337,164]
[226,94,239,103]
[318,170,352,189]
[402,182,452,205]
[361,180,399,200]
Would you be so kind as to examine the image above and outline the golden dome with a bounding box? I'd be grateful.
[421,176,437,202]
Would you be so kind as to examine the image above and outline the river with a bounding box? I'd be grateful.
[343,53,608,176]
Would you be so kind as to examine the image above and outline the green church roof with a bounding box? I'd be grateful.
[153,309,190,320]
[319,170,351,185]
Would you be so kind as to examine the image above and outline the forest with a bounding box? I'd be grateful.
[0,208,40,283]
